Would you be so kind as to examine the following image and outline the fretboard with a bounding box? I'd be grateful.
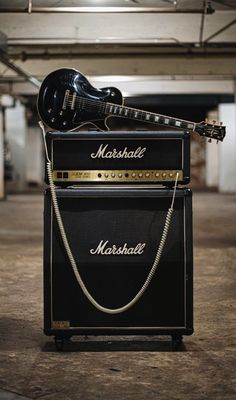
[105,102,196,132]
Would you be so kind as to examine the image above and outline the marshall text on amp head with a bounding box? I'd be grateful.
[45,131,190,186]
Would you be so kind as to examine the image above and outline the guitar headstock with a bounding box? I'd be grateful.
[195,119,226,142]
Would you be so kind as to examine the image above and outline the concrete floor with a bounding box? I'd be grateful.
[0,192,235,400]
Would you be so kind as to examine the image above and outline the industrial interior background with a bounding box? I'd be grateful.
[0,1,235,400]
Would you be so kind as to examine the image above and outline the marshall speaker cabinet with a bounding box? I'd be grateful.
[44,187,193,350]
[45,131,190,186]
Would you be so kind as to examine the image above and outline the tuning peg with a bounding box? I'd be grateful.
[208,139,212,143]
[220,121,223,126]
[212,120,216,124]
[217,140,219,144]
[205,118,208,123]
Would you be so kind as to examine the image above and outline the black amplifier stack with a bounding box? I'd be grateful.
[44,130,193,350]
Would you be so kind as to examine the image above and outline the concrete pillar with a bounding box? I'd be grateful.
[0,108,4,199]
[5,99,27,192]
[218,103,236,193]
[205,109,219,190]
[26,126,43,186]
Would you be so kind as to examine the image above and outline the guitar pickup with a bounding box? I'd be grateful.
[62,89,70,110]
[71,92,77,110]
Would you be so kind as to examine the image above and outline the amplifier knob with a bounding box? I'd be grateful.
[132,173,136,178]
[104,173,109,178]
[145,172,150,177]
[169,173,173,178]
[139,173,143,178]
[118,173,122,178]
[111,173,115,178]
[155,173,160,177]
[162,173,166,178]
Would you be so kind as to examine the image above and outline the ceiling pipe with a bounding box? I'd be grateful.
[0,51,41,88]
[0,6,215,14]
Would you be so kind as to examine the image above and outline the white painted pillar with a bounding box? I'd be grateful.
[26,126,44,186]
[205,109,219,189]
[6,100,27,192]
[0,108,4,199]
[218,103,236,193]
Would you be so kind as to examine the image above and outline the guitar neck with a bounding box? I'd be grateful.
[105,102,196,132]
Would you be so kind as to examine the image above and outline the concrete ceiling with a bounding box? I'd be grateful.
[0,0,235,95]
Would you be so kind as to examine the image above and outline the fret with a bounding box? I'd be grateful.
[180,121,188,129]
[168,119,177,127]
[158,116,165,124]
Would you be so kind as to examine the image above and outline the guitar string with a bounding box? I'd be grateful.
[66,94,196,126]
[68,98,192,128]
[67,96,178,125]
[63,94,223,138]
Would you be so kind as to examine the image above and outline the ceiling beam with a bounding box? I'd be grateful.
[0,6,215,14]
[204,18,236,42]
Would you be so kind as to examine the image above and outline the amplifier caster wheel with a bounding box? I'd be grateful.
[171,335,183,351]
[54,336,65,351]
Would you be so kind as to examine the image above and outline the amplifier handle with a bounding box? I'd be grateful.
[40,121,179,315]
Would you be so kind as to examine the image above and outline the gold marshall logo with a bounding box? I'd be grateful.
[90,144,146,159]
[90,240,146,255]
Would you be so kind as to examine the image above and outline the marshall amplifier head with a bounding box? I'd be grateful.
[44,187,193,337]
[45,130,190,186]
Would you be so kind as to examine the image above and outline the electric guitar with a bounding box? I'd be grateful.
[37,68,226,142]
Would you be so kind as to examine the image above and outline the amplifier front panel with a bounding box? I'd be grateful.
[46,131,190,185]
[44,187,193,335]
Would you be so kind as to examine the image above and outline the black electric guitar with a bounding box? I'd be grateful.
[37,68,226,142]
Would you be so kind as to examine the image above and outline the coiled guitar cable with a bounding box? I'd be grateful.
[39,121,179,314]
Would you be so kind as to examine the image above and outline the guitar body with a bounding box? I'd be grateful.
[37,68,123,131]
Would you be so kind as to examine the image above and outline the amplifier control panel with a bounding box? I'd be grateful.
[52,169,183,183]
